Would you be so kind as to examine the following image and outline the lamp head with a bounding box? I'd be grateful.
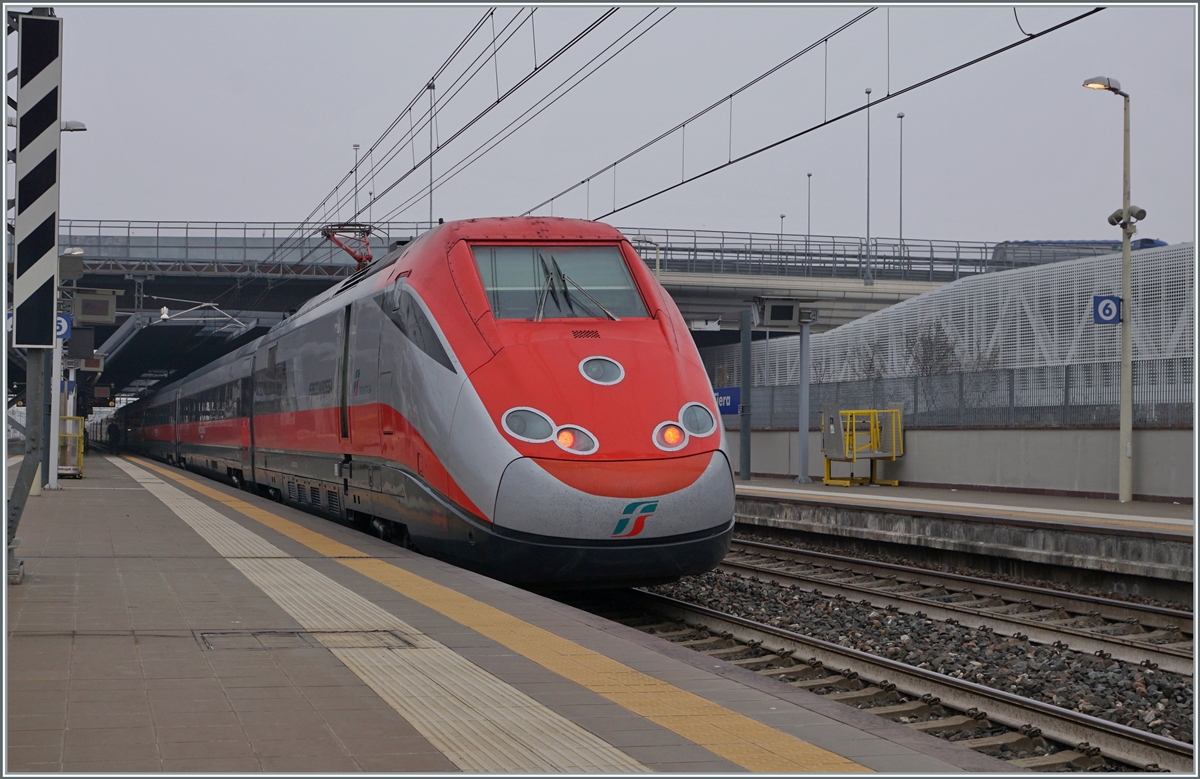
[1107,208,1124,226]
[896,111,905,119]
[865,87,872,95]
[1130,205,1147,221]
[160,306,170,322]
[1083,76,1121,93]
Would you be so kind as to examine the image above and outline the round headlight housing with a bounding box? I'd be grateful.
[579,357,624,385]
[555,426,597,454]
[502,408,554,442]
[680,402,716,437]
[653,422,688,452]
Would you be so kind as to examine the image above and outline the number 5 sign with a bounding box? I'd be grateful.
[1093,296,1121,325]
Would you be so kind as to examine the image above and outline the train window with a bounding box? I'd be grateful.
[471,245,648,320]
[377,288,456,374]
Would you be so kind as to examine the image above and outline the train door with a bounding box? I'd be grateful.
[339,305,352,440]
[242,355,255,484]
[344,300,381,451]
[378,281,404,447]
[171,388,181,464]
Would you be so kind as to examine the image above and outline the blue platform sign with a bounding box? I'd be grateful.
[713,387,740,416]
[1093,295,1121,325]
[56,313,72,339]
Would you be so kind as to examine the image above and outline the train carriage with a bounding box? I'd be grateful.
[117,217,734,587]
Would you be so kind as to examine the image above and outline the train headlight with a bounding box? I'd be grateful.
[653,422,688,452]
[653,403,717,452]
[680,403,716,436]
[503,408,555,442]
[579,356,624,385]
[503,408,599,454]
[555,426,597,454]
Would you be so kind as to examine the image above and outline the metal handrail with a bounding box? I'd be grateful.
[6,219,1113,283]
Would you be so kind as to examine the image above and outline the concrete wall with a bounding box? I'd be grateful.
[724,426,1194,501]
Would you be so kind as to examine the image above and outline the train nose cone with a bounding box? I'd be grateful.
[493,451,734,540]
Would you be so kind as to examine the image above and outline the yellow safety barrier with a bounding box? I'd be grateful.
[820,407,903,487]
[58,416,85,478]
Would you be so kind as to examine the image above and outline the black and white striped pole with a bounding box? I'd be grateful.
[7,7,64,583]
[11,8,61,348]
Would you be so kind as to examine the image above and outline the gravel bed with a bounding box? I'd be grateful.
[736,530,1192,612]
[649,571,1194,744]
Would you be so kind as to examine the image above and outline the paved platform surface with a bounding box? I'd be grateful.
[738,478,1195,538]
[5,453,1013,773]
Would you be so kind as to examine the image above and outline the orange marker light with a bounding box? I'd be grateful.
[662,425,684,446]
[557,429,576,448]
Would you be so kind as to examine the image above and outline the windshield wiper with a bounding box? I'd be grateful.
[561,274,620,321]
[534,254,561,322]
[533,273,553,322]
[534,254,618,322]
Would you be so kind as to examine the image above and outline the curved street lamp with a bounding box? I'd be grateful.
[1083,75,1143,503]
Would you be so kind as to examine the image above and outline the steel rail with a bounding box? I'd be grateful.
[730,538,1193,631]
[718,557,1192,677]
[632,589,1194,773]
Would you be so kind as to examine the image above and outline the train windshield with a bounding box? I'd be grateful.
[472,245,648,320]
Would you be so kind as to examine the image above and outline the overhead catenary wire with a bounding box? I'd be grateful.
[268,8,521,262]
[253,7,498,270]
[256,6,622,277]
[358,7,619,220]
[298,5,613,246]
[316,7,537,228]
[522,7,877,217]
[589,6,1105,221]
[373,7,673,223]
[255,7,542,274]
[198,10,505,316]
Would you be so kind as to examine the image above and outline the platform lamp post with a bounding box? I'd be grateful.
[806,173,812,268]
[896,112,905,267]
[864,88,873,286]
[779,214,785,257]
[1083,76,1143,503]
[352,143,360,217]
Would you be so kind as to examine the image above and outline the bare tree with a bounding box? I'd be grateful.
[906,320,960,376]
[848,335,888,380]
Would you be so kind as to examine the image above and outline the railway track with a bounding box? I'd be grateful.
[591,589,1193,773]
[723,538,1194,677]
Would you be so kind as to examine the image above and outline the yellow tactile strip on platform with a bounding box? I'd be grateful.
[108,457,648,773]
[132,457,869,773]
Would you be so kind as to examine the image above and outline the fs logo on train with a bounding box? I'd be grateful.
[613,501,658,538]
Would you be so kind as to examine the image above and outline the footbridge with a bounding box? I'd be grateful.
[8,220,1121,402]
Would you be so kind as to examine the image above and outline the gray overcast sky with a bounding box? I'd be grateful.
[7,4,1197,244]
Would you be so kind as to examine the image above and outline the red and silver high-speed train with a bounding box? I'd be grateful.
[114,217,734,586]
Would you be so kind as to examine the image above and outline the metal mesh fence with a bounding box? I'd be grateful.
[726,357,1192,430]
[703,243,1193,430]
[702,243,1194,386]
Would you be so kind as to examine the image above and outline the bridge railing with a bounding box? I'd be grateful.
[51,220,434,277]
[618,227,1002,283]
[5,220,1052,283]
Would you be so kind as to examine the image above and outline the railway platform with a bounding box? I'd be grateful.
[734,478,1194,603]
[6,453,1011,773]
